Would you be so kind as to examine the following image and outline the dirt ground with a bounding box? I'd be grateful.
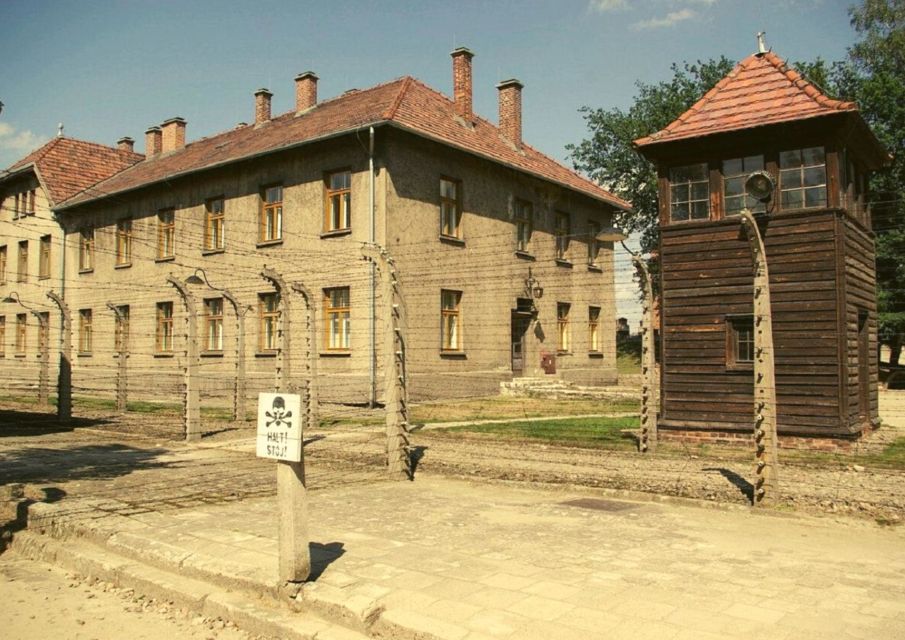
[0,552,273,640]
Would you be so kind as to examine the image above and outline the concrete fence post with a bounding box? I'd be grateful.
[106,303,129,412]
[290,282,320,432]
[362,244,411,480]
[740,211,780,507]
[46,291,72,423]
[261,268,292,393]
[630,254,659,454]
[34,311,50,406]
[167,275,201,442]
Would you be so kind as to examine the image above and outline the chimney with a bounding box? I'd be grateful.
[160,117,186,152]
[117,136,135,153]
[145,126,162,157]
[295,72,318,112]
[497,79,523,149]
[450,47,474,121]
[255,88,273,125]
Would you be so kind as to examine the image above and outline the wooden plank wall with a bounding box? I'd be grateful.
[660,210,850,435]
[842,216,879,428]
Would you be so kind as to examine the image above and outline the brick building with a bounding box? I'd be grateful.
[0,136,143,396]
[3,49,630,408]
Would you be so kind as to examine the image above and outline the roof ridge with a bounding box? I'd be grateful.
[383,76,414,120]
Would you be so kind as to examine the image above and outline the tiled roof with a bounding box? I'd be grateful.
[60,77,630,211]
[7,137,144,206]
[634,51,859,148]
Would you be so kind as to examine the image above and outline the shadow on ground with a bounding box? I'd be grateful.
[0,443,173,485]
[0,408,112,437]
[309,542,345,580]
[703,467,753,502]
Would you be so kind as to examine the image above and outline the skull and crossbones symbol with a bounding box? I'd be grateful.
[265,396,293,428]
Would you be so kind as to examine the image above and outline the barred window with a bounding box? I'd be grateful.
[557,302,571,353]
[588,306,601,352]
[259,293,280,352]
[204,298,224,351]
[441,290,462,352]
[158,209,175,259]
[78,309,93,354]
[555,212,570,261]
[515,199,533,252]
[116,218,132,266]
[79,229,95,271]
[205,197,225,251]
[260,185,283,243]
[440,178,462,239]
[325,171,351,232]
[156,302,174,353]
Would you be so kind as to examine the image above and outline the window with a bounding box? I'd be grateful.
[116,218,132,266]
[26,190,36,215]
[156,302,174,353]
[15,314,26,355]
[325,171,351,232]
[205,197,225,251]
[670,163,710,221]
[727,316,754,367]
[587,220,600,266]
[38,312,49,353]
[780,147,827,210]
[324,287,351,351]
[157,209,175,259]
[0,316,4,357]
[723,155,765,215]
[555,211,570,261]
[114,305,129,354]
[13,193,20,218]
[78,309,93,354]
[39,235,51,278]
[557,303,571,353]
[17,240,27,283]
[515,199,533,252]
[204,298,224,351]
[260,185,283,243]
[0,245,6,283]
[441,290,462,352]
[79,229,95,271]
[589,306,601,352]
[440,178,462,239]
[259,293,280,352]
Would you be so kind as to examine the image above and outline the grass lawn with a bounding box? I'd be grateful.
[410,395,638,424]
[436,415,639,450]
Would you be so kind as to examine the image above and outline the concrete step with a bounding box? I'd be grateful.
[11,529,368,640]
[18,499,457,640]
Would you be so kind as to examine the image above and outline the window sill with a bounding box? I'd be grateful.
[202,248,225,256]
[554,258,573,269]
[319,351,351,357]
[588,351,604,358]
[201,351,224,358]
[77,353,92,358]
[514,250,535,261]
[154,352,175,358]
[726,363,753,372]
[587,264,603,273]
[38,275,50,281]
[14,353,26,358]
[256,351,278,358]
[439,235,465,247]
[440,351,467,359]
[320,229,352,239]
[256,239,283,248]
[557,351,572,356]
[79,268,94,275]
[156,256,175,263]
[114,262,132,269]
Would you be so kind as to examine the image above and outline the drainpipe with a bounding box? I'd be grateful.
[369,126,377,406]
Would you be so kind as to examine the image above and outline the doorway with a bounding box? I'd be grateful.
[511,311,531,377]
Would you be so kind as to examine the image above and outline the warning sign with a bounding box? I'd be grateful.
[256,392,303,462]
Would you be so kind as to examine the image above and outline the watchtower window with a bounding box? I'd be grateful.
[723,155,765,215]
[780,146,826,210]
[669,163,709,222]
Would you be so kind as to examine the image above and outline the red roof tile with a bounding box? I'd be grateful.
[59,77,630,211]
[7,137,144,206]
[634,51,858,148]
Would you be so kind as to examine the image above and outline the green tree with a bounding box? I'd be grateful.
[567,58,734,254]
[839,0,905,365]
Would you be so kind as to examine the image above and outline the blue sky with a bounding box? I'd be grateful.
[0,0,858,169]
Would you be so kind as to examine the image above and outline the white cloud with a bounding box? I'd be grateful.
[588,0,629,12]
[632,8,696,29]
[0,122,47,156]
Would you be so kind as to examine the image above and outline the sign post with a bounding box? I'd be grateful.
[257,392,310,582]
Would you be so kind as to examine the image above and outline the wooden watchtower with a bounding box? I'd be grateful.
[635,47,890,443]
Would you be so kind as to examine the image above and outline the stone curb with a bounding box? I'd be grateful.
[19,500,455,640]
